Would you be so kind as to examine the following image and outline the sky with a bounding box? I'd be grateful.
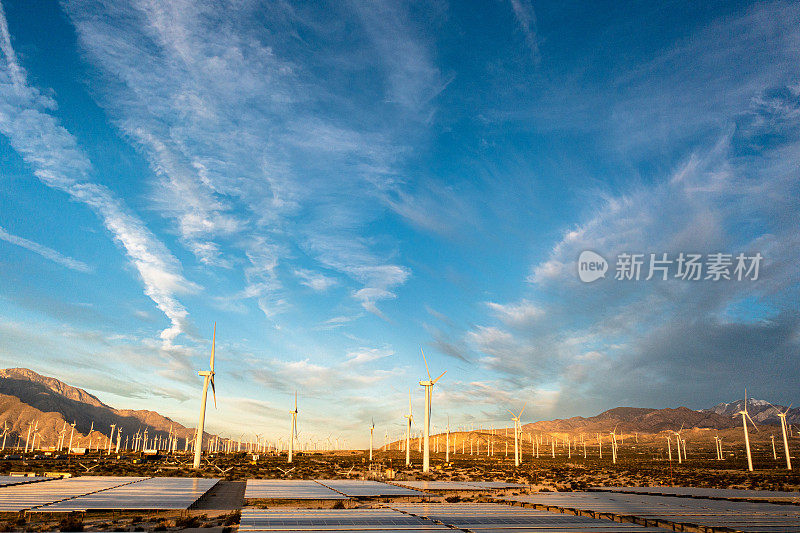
[0,0,798,446]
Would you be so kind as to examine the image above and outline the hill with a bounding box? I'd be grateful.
[0,367,208,450]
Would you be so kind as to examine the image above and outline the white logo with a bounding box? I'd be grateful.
[578,250,608,283]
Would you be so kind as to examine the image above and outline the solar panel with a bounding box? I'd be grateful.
[239,508,449,531]
[33,477,219,511]
[392,481,528,491]
[315,480,428,497]
[245,480,349,500]
[0,475,53,487]
[388,503,666,532]
[0,476,148,512]
[504,492,800,533]
[466,482,530,490]
[593,486,800,502]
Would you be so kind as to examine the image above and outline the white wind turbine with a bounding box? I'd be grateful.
[768,401,792,470]
[610,425,619,464]
[446,415,450,463]
[404,392,413,466]
[289,392,298,463]
[193,323,217,469]
[419,349,446,472]
[67,422,76,454]
[736,389,758,472]
[369,418,374,462]
[507,403,527,467]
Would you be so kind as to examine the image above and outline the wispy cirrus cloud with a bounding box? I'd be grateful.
[0,7,196,347]
[508,0,540,63]
[60,0,448,319]
[0,225,91,272]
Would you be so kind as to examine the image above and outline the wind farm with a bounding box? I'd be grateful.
[1,0,799,531]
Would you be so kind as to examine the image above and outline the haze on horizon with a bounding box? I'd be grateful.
[0,0,798,446]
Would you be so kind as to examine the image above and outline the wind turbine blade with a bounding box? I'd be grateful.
[519,402,527,418]
[210,322,216,371]
[211,377,217,409]
[506,409,516,418]
[295,391,297,411]
[421,348,431,381]
[432,370,447,384]
[747,412,759,431]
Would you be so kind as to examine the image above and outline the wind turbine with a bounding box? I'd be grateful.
[610,425,618,464]
[67,422,76,454]
[768,402,792,470]
[289,392,297,463]
[404,391,413,466]
[446,416,450,463]
[369,418,374,462]
[419,349,446,472]
[193,323,217,469]
[736,389,758,472]
[507,403,526,467]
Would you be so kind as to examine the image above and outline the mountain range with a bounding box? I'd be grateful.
[0,368,203,449]
[0,367,798,448]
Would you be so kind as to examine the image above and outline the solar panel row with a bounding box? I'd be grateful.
[245,480,348,500]
[505,492,800,533]
[33,477,220,511]
[244,480,428,499]
[0,476,148,512]
[0,476,54,488]
[593,486,800,502]
[315,480,428,498]
[239,509,448,531]
[393,481,528,491]
[389,503,668,533]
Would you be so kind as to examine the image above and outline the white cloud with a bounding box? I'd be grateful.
[0,225,91,272]
[345,347,393,365]
[60,0,435,318]
[294,269,338,292]
[508,0,540,62]
[0,14,196,346]
[486,300,544,328]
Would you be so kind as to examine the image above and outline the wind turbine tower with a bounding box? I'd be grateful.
[405,391,413,466]
[736,389,758,472]
[289,392,298,463]
[507,403,526,467]
[193,323,217,470]
[419,349,446,473]
[370,418,375,462]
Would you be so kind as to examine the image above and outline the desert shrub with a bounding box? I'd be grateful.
[58,514,84,532]
[174,515,201,528]
[223,510,241,526]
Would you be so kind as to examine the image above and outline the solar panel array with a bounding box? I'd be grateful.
[0,476,147,512]
[0,476,53,487]
[33,477,219,511]
[393,481,528,491]
[389,503,668,532]
[239,508,448,531]
[315,480,428,498]
[593,486,800,503]
[245,480,349,500]
[505,492,800,532]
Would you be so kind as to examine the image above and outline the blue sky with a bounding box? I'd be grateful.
[0,0,798,446]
